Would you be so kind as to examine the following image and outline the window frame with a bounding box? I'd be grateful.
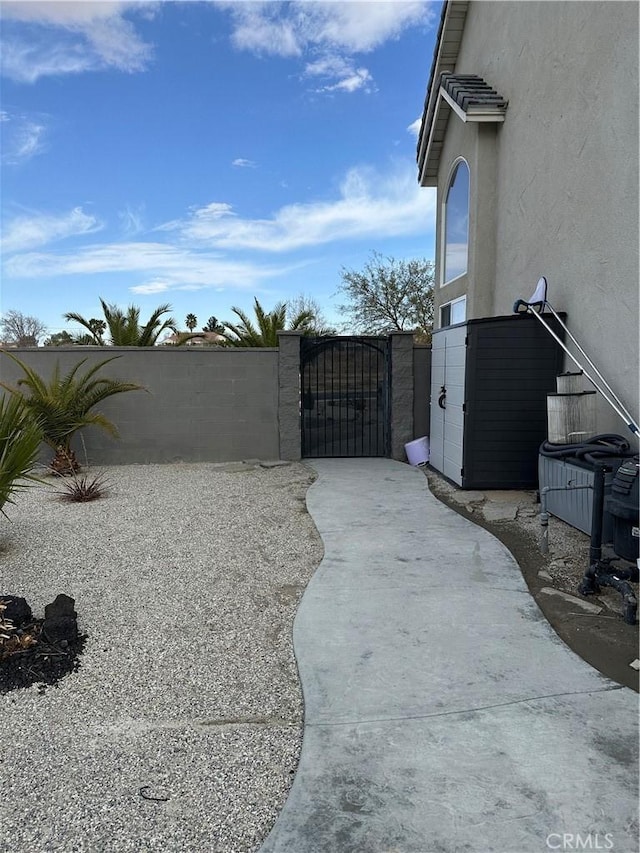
[440,157,470,287]
[440,295,467,328]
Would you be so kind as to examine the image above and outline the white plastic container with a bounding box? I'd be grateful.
[547,391,597,444]
[556,371,585,394]
[405,436,430,467]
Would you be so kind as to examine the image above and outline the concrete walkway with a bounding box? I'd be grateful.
[259,459,639,853]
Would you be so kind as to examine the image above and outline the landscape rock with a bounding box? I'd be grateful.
[481,503,518,522]
[539,587,603,614]
[42,594,78,644]
[1,596,32,627]
[221,462,257,473]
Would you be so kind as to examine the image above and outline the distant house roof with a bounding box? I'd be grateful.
[160,331,226,346]
[417,1,508,186]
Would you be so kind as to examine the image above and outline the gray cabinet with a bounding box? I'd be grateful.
[430,323,466,484]
[430,314,565,488]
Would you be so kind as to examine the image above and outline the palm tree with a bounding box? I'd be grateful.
[222,298,314,347]
[185,313,197,332]
[87,318,107,343]
[0,352,144,472]
[0,395,43,516]
[64,299,179,346]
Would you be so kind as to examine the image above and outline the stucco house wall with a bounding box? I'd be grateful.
[422,1,639,438]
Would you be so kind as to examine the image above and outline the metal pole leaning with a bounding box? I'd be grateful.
[524,307,639,436]
[543,301,639,433]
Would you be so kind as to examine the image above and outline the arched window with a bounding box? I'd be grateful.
[443,160,469,284]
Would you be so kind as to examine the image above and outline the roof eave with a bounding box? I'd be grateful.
[417,0,469,185]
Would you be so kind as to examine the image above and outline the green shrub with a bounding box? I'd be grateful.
[0,395,43,516]
[1,352,144,473]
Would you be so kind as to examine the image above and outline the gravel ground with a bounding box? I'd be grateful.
[0,461,323,853]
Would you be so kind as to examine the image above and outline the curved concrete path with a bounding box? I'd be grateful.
[259,459,639,853]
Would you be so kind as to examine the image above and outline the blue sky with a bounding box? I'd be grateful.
[1,1,439,339]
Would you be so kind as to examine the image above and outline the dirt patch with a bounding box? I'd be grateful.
[424,467,639,692]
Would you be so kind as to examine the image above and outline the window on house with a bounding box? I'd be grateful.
[440,296,467,327]
[443,160,469,284]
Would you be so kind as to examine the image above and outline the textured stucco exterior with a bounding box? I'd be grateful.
[426,1,639,437]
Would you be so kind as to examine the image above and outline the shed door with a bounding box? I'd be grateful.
[430,324,467,486]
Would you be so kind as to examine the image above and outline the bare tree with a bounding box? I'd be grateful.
[336,252,434,342]
[287,293,336,336]
[0,310,47,347]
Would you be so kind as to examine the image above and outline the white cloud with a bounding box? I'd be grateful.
[14,124,44,162]
[0,2,154,82]
[217,1,433,94]
[304,55,375,94]
[130,279,221,295]
[5,240,298,294]
[219,1,433,55]
[130,279,170,295]
[118,204,146,236]
[324,67,374,94]
[2,3,142,27]
[1,207,102,253]
[304,55,348,78]
[162,163,436,252]
[232,158,257,168]
[2,161,437,295]
[222,4,301,57]
[0,110,48,164]
[1,39,95,83]
[407,117,422,138]
[12,120,45,161]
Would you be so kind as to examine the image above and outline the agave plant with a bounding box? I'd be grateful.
[64,299,179,346]
[222,298,314,347]
[0,352,144,473]
[0,394,43,516]
[54,468,110,503]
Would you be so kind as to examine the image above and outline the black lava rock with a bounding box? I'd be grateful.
[42,594,78,644]
[1,596,32,628]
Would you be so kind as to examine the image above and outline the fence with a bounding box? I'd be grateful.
[0,333,431,465]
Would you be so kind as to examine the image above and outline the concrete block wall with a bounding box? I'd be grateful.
[389,332,416,460]
[1,339,431,465]
[277,332,303,461]
[0,347,280,464]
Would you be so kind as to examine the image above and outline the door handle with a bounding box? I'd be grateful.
[438,386,447,409]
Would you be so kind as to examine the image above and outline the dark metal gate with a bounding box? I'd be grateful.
[301,336,390,458]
